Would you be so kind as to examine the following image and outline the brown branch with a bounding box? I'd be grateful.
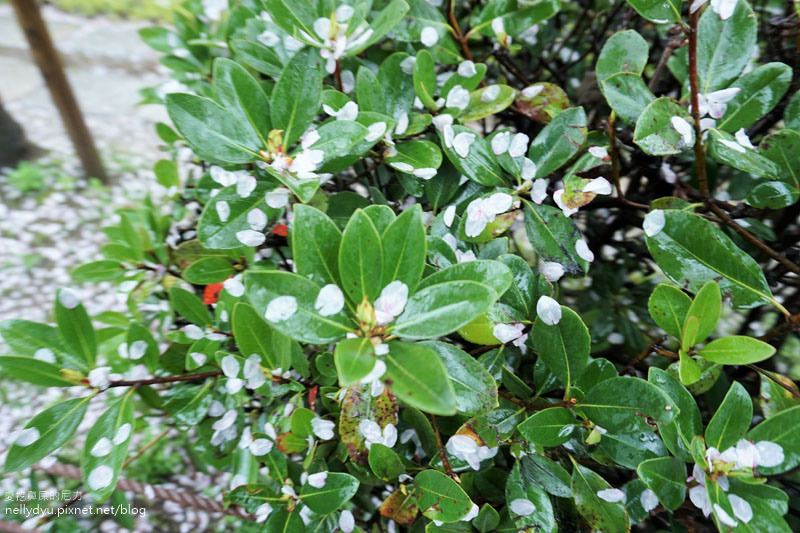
[607,113,650,210]
[108,370,222,388]
[447,0,473,60]
[687,9,710,198]
[430,415,456,479]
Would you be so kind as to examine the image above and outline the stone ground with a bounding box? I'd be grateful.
[0,8,227,532]
[0,4,169,323]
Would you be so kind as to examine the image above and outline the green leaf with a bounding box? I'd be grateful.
[230,38,282,78]
[391,281,495,340]
[473,504,500,533]
[356,66,386,114]
[334,337,376,386]
[386,140,442,176]
[245,271,353,344]
[439,125,505,187]
[625,0,680,23]
[678,348,702,386]
[182,257,235,284]
[699,336,776,365]
[422,341,498,416]
[506,462,556,531]
[126,323,159,370]
[786,89,800,130]
[270,48,323,148]
[645,210,774,308]
[707,129,779,178]
[636,457,686,511]
[71,260,124,283]
[169,287,212,327]
[382,205,427,291]
[523,201,588,274]
[339,209,383,303]
[198,180,276,250]
[414,469,473,523]
[291,205,341,285]
[705,381,752,450]
[383,342,456,415]
[55,289,96,367]
[648,284,691,339]
[459,85,517,122]
[581,377,677,433]
[82,392,135,500]
[264,509,305,533]
[747,182,799,209]
[368,442,405,481]
[213,58,270,145]
[299,472,359,514]
[571,463,629,533]
[232,302,292,369]
[760,130,800,191]
[0,356,75,387]
[682,281,720,348]
[532,306,590,394]
[5,395,93,472]
[416,260,512,299]
[747,405,800,474]
[528,107,587,177]
[634,97,693,156]
[413,50,437,110]
[697,0,757,93]
[596,30,655,123]
[518,407,576,447]
[718,62,792,132]
[166,93,260,164]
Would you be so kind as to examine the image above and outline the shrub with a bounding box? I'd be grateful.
[3,0,800,531]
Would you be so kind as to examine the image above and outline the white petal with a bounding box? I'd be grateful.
[643,210,665,237]
[128,340,147,360]
[443,205,456,227]
[457,60,477,77]
[223,277,245,297]
[395,112,409,135]
[247,208,268,230]
[374,281,409,325]
[536,296,562,325]
[339,510,355,533]
[215,200,230,222]
[589,146,609,160]
[314,284,345,316]
[508,133,529,158]
[413,167,438,180]
[236,174,257,198]
[483,192,514,215]
[689,485,712,516]
[236,229,266,247]
[312,417,335,440]
[88,465,114,490]
[461,503,479,522]
[265,296,298,322]
[113,423,132,445]
[491,131,512,155]
[15,428,40,447]
[446,85,470,110]
[583,177,612,195]
[481,85,500,102]
[531,178,548,204]
[596,488,626,503]
[539,261,565,282]
[307,472,328,488]
[640,489,659,512]
[493,323,525,343]
[337,101,359,121]
[366,122,387,142]
[509,498,536,516]
[58,288,80,309]
[522,85,544,98]
[713,503,738,527]
[553,189,578,217]
[755,441,784,467]
[729,494,752,523]
[719,138,746,153]
[391,161,415,173]
[670,116,695,146]
[221,354,240,378]
[575,239,595,262]
[452,132,475,158]
[734,128,754,149]
[265,187,290,209]
[91,437,113,457]
[432,114,454,131]
[420,26,439,47]
[521,158,537,180]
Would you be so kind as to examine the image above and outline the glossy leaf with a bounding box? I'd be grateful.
[383,342,456,415]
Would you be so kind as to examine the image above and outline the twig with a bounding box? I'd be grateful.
[108,370,222,388]
[430,415,456,479]
[687,9,710,198]
[447,0,473,60]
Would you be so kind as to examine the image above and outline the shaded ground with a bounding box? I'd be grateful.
[0,4,168,323]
